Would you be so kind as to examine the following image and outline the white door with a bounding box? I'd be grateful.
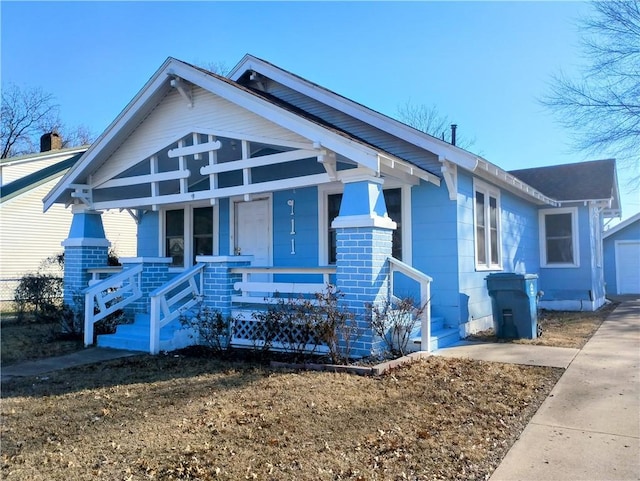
[234,198,271,266]
[616,241,640,294]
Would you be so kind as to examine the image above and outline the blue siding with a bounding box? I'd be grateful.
[604,219,640,295]
[411,180,460,324]
[538,205,597,303]
[273,187,319,268]
[455,172,540,330]
[137,211,159,257]
[218,198,230,256]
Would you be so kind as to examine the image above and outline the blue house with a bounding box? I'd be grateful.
[603,213,640,296]
[43,55,621,356]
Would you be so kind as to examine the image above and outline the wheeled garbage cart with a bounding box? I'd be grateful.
[486,273,539,339]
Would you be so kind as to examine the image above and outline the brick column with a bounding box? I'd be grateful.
[61,207,110,315]
[332,175,396,358]
[199,256,253,318]
[120,257,172,315]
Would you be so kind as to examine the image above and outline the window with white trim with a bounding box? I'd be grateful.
[322,187,404,265]
[474,180,502,270]
[539,207,579,267]
[164,206,214,268]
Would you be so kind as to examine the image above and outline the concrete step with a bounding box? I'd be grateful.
[97,315,193,352]
[410,326,460,351]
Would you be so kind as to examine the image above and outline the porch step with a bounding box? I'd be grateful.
[97,313,195,352]
[409,316,459,351]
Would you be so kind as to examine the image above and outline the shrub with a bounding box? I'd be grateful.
[13,274,63,322]
[180,306,234,355]
[368,296,427,356]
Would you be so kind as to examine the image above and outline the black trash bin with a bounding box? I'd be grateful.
[486,273,539,339]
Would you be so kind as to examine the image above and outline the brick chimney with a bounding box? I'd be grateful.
[40,132,62,152]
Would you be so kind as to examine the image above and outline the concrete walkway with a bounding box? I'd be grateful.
[1,347,142,382]
[486,299,640,481]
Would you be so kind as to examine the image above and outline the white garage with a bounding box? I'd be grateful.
[604,213,640,296]
[615,241,640,294]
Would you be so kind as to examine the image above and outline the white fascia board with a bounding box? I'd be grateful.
[229,55,480,171]
[474,158,558,206]
[1,146,88,167]
[604,212,640,238]
[43,58,177,212]
[173,60,381,171]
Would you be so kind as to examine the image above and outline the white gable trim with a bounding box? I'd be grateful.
[45,58,397,212]
[604,212,640,238]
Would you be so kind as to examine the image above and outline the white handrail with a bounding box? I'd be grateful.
[387,257,433,352]
[84,264,143,347]
[149,263,205,354]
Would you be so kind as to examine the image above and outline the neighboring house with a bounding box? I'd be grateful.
[42,55,621,356]
[603,213,640,295]
[0,139,137,307]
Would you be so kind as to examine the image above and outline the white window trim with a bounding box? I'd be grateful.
[318,182,411,265]
[539,206,580,268]
[160,202,219,272]
[473,179,502,271]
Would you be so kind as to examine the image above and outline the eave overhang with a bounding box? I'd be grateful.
[45,58,421,212]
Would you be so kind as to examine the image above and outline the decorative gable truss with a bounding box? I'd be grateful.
[84,129,346,211]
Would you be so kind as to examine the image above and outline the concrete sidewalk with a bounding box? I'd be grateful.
[488,299,640,481]
[1,347,142,382]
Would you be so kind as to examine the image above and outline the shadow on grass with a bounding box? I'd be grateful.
[1,352,274,400]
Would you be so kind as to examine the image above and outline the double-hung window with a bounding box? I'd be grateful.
[539,207,579,267]
[474,180,501,270]
[164,206,214,268]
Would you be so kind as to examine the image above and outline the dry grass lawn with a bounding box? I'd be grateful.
[468,302,617,349]
[1,355,561,481]
[1,303,617,480]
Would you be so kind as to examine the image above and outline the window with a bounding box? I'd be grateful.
[193,207,214,263]
[164,206,214,268]
[326,188,403,264]
[165,209,185,267]
[474,181,501,269]
[540,207,579,267]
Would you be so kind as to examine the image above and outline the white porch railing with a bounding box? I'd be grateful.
[84,264,143,347]
[387,257,433,352]
[149,263,205,354]
[230,266,336,304]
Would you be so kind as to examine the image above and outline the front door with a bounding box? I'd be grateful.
[234,198,271,267]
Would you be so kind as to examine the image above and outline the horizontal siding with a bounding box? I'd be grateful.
[92,87,310,186]
[0,179,137,283]
[1,154,79,185]
[456,172,540,328]
[266,83,441,173]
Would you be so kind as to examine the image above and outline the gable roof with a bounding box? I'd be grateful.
[603,212,640,238]
[1,152,84,204]
[45,57,438,211]
[509,159,620,216]
[229,54,558,206]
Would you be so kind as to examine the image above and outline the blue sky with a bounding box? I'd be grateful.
[2,1,637,219]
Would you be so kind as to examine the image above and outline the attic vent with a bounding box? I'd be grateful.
[40,132,62,152]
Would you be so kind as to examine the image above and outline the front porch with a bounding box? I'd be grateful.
[81,254,458,358]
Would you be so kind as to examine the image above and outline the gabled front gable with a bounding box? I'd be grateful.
[45,58,439,213]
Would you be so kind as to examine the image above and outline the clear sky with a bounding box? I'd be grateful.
[2,1,637,220]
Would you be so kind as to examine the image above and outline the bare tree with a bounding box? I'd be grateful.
[544,1,640,183]
[396,101,475,150]
[1,83,94,158]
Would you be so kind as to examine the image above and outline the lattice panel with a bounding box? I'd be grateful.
[232,317,326,348]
